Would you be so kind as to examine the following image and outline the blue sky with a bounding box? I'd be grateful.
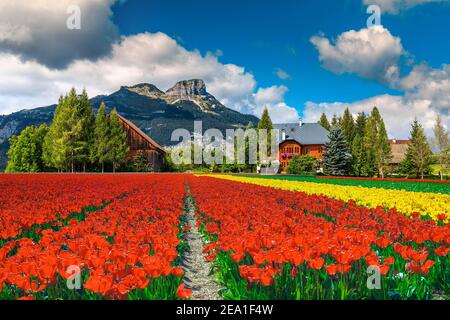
[113,0,449,117]
[0,0,449,138]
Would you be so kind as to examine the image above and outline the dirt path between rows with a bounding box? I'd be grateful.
[181,192,223,300]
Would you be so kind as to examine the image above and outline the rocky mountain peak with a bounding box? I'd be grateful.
[165,79,208,99]
[122,83,164,97]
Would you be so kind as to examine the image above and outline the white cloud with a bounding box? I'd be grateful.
[362,0,450,14]
[400,63,450,112]
[303,94,448,139]
[274,68,292,80]
[310,26,405,84]
[309,24,449,138]
[303,62,450,138]
[0,0,120,69]
[253,86,299,123]
[0,1,298,120]
[0,32,298,122]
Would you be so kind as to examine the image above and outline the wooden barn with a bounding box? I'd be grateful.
[117,114,166,171]
[389,139,411,164]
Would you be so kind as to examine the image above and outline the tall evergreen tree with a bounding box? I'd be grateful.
[42,88,85,172]
[319,113,331,130]
[340,108,355,147]
[108,109,129,173]
[6,124,49,173]
[331,114,339,127]
[432,115,449,180]
[403,119,433,179]
[351,133,366,176]
[43,95,69,171]
[65,88,83,173]
[76,89,95,172]
[257,107,274,160]
[363,116,377,177]
[351,112,368,176]
[354,112,367,137]
[323,125,353,176]
[92,103,110,173]
[363,107,392,177]
[375,120,392,178]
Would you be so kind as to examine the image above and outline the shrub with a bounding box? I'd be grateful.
[287,155,318,175]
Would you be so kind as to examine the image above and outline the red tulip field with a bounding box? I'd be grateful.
[0,174,448,300]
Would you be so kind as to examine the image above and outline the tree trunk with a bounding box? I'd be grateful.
[113,162,116,173]
[83,163,86,173]
[379,166,384,179]
[71,151,74,173]
[102,162,104,174]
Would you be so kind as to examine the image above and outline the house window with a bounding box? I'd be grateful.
[319,146,322,154]
[306,147,311,154]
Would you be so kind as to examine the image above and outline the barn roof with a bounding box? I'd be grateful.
[389,139,411,164]
[274,123,329,145]
[117,114,166,154]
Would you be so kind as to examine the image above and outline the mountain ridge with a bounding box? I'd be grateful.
[0,79,259,170]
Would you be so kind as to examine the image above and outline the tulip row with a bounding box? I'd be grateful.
[249,175,450,194]
[0,175,138,241]
[0,175,191,300]
[205,175,449,222]
[188,175,449,300]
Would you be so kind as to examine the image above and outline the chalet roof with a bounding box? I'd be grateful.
[390,139,411,164]
[117,114,166,154]
[274,123,329,145]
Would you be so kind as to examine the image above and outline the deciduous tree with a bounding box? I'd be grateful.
[6,124,49,173]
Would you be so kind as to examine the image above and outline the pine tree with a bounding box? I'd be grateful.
[323,125,353,176]
[331,114,339,127]
[375,120,392,178]
[432,115,449,180]
[65,88,83,173]
[363,107,391,177]
[351,133,366,176]
[92,103,110,173]
[403,119,433,179]
[355,112,367,137]
[258,107,274,161]
[363,116,377,177]
[319,113,331,130]
[76,89,95,172]
[341,108,355,147]
[108,109,129,173]
[6,124,49,172]
[351,112,368,176]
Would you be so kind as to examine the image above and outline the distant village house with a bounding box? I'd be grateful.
[275,120,329,172]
